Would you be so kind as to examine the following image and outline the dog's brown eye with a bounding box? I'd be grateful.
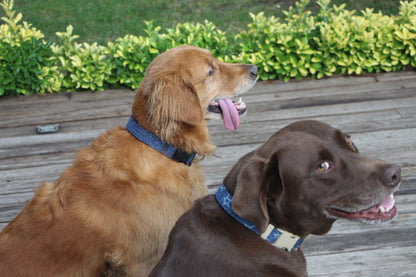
[316,161,331,173]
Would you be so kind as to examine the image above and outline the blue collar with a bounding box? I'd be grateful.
[126,116,196,166]
[215,184,303,252]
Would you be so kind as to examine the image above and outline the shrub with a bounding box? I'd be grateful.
[0,0,62,95]
[395,0,416,67]
[106,20,230,90]
[164,20,230,59]
[106,21,166,90]
[1,0,415,95]
[233,0,416,81]
[52,25,113,91]
[233,0,319,81]
[314,1,409,75]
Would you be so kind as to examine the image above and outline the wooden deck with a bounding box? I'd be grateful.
[1,71,415,276]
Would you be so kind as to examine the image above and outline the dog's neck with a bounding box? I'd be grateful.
[127,117,196,166]
[215,184,303,252]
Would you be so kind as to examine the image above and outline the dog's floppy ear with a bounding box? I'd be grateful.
[232,152,283,233]
[232,157,268,233]
[146,71,203,126]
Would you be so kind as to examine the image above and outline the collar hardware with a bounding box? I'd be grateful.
[215,184,303,252]
[126,116,196,166]
[261,225,303,251]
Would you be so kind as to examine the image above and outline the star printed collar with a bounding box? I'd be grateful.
[215,184,303,252]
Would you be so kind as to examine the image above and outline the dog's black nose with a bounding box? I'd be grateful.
[247,65,258,78]
[380,164,401,187]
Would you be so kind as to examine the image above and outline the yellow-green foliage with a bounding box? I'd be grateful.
[52,25,113,91]
[0,0,62,95]
[234,0,416,81]
[395,0,416,67]
[0,0,43,44]
[1,0,415,95]
[106,21,166,90]
[107,20,230,90]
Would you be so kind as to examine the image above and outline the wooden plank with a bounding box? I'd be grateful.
[0,129,103,148]
[252,71,416,96]
[241,97,416,125]
[204,126,416,167]
[375,70,416,82]
[252,75,377,94]
[304,226,416,255]
[0,103,132,128]
[0,89,135,109]
[0,203,26,224]
[0,163,71,195]
[244,78,416,105]
[306,245,416,276]
[0,116,129,138]
[0,152,75,171]
[0,137,94,160]
[1,72,415,128]
[207,110,413,147]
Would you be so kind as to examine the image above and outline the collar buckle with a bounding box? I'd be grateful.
[171,148,196,165]
[273,228,302,251]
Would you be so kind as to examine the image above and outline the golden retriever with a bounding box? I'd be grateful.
[0,45,258,276]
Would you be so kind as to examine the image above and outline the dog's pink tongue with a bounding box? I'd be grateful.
[218,98,239,130]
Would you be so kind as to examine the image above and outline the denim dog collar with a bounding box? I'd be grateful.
[215,184,303,252]
[127,116,196,166]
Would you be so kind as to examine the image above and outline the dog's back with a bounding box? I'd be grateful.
[150,195,307,277]
[0,181,106,276]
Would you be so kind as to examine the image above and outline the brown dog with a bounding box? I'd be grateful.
[0,45,258,276]
[150,120,401,277]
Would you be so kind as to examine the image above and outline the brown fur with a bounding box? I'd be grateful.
[0,45,257,276]
[150,120,401,277]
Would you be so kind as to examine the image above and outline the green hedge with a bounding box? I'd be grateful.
[1,0,415,96]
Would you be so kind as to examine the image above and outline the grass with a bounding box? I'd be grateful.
[9,0,403,45]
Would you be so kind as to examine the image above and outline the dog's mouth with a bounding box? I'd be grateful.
[325,194,397,224]
[207,98,247,130]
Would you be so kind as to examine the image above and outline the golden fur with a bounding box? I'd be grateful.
[0,45,257,276]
